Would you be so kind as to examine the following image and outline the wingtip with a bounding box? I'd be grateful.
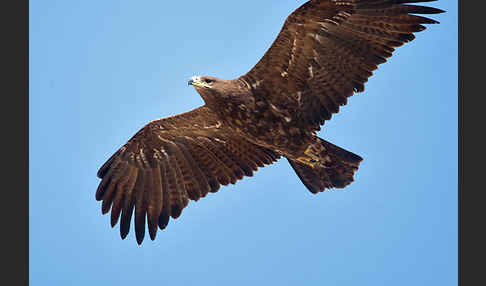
[120,228,129,240]
[149,228,158,241]
[419,6,446,15]
[158,214,170,230]
[110,217,118,228]
[433,8,446,15]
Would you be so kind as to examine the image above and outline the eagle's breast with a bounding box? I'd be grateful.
[215,94,313,156]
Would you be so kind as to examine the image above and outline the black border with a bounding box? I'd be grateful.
[3,0,28,285]
[460,0,483,285]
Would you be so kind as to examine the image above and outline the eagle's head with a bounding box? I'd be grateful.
[188,75,252,111]
[188,75,220,89]
[188,75,234,107]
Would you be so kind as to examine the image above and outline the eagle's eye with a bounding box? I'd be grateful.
[204,78,214,84]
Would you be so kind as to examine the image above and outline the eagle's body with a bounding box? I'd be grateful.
[96,0,444,244]
[194,77,314,156]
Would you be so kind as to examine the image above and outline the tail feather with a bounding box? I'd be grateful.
[288,138,363,194]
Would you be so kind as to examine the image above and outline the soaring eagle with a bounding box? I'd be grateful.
[96,0,443,244]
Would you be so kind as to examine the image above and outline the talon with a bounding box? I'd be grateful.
[296,156,313,167]
[304,146,320,161]
[296,145,322,168]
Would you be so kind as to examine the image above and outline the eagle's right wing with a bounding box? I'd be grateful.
[239,0,444,130]
[95,106,279,244]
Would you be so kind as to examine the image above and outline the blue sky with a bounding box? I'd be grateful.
[30,1,457,285]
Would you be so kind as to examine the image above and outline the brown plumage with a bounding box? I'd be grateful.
[96,0,444,244]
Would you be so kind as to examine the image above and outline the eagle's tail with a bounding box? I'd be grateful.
[287,138,363,194]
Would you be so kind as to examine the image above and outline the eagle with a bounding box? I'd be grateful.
[96,0,444,244]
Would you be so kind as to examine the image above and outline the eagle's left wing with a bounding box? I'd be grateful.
[96,106,279,244]
[238,0,444,130]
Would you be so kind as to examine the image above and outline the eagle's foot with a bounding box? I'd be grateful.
[296,146,321,168]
